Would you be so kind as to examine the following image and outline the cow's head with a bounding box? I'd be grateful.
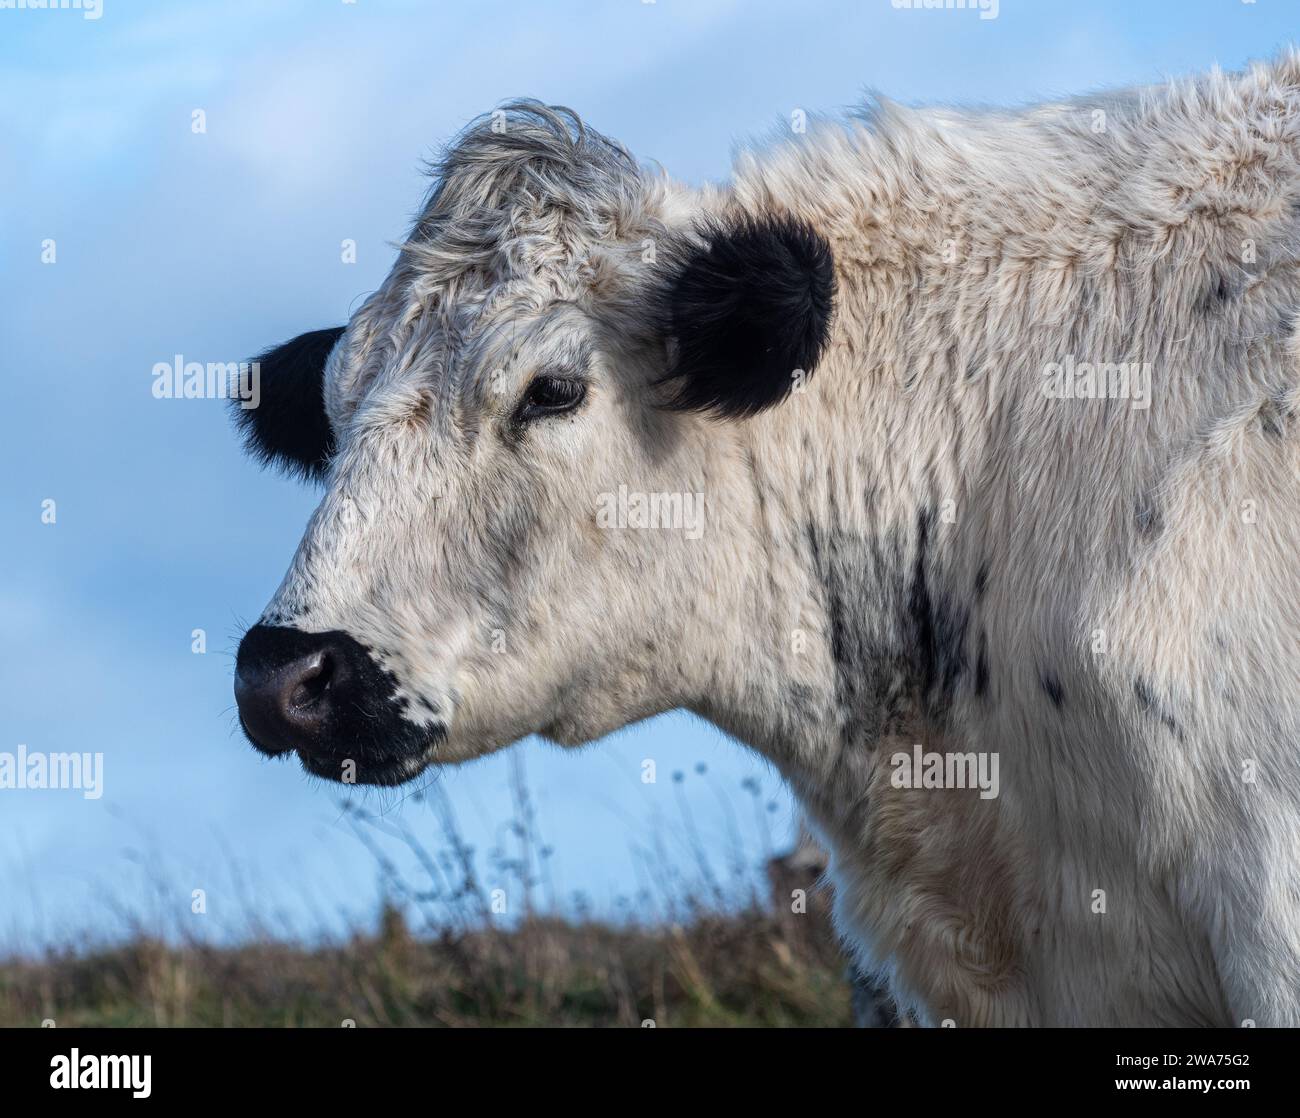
[233,103,835,785]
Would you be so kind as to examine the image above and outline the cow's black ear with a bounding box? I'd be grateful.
[233,327,345,481]
[661,215,835,418]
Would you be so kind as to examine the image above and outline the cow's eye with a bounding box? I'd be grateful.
[516,374,586,422]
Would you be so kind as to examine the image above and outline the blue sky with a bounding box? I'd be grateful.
[1,0,1294,950]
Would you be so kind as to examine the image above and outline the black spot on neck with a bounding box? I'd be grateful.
[1133,676,1185,742]
[907,508,969,721]
[1197,273,1234,314]
[1259,395,1289,439]
[1039,669,1065,709]
[1135,495,1163,540]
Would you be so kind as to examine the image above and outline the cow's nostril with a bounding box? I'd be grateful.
[289,651,333,710]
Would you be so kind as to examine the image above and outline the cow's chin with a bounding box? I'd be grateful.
[536,719,589,748]
[536,701,661,749]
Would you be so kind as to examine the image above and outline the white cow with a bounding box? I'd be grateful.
[234,53,1300,1026]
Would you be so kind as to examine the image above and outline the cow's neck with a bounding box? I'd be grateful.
[695,349,986,826]
[686,350,1023,1023]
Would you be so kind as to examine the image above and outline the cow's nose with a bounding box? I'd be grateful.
[235,624,352,757]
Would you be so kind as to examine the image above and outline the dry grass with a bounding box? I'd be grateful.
[0,762,856,1027]
[0,905,852,1028]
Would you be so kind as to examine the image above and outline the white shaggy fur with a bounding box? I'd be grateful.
[258,54,1300,1025]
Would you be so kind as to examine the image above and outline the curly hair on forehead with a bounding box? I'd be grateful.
[402,101,650,287]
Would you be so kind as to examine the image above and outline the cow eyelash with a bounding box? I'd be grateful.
[515,374,587,423]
